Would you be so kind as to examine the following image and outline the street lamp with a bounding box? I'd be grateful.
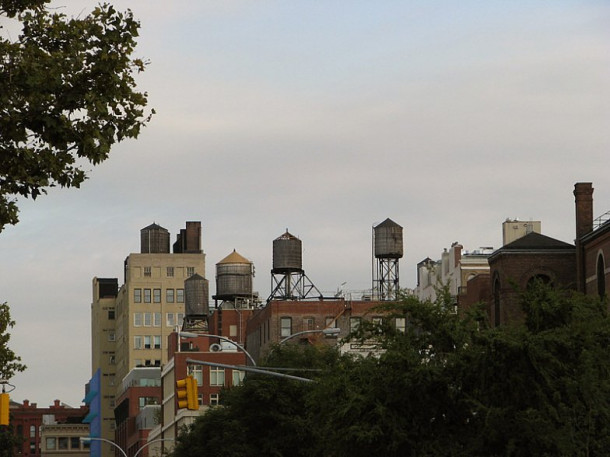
[179,331,257,366]
[80,437,174,457]
[279,327,341,345]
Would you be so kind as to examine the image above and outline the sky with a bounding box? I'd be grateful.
[1,1,609,407]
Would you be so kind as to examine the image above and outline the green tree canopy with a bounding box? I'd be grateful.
[0,302,26,380]
[173,285,610,457]
[0,0,152,231]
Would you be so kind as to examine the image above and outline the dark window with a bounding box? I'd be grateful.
[493,275,501,327]
[598,254,606,299]
[527,274,552,288]
[108,310,115,320]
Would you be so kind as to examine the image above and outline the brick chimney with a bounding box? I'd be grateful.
[574,182,594,238]
[574,182,594,292]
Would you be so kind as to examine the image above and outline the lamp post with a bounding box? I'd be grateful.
[80,437,174,457]
[279,327,341,345]
[179,331,257,366]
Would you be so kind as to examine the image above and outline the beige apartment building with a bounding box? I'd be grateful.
[90,222,206,450]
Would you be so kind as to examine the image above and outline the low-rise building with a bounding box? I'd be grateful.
[9,399,88,457]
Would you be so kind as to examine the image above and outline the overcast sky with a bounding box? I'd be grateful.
[1,1,609,407]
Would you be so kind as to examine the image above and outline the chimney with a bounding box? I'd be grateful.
[574,182,594,293]
[574,182,594,239]
[452,243,463,267]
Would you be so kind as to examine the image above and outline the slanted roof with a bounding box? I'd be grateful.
[217,249,251,265]
[502,232,574,250]
[141,222,167,231]
[185,273,205,282]
[275,230,299,241]
[376,218,402,229]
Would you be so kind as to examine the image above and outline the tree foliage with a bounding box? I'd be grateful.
[173,285,610,457]
[172,345,336,457]
[0,0,152,231]
[0,302,26,380]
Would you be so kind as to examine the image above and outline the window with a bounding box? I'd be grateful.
[187,266,195,277]
[109,355,116,365]
[325,317,336,328]
[303,317,315,331]
[349,317,361,332]
[30,425,36,437]
[46,438,56,450]
[167,267,174,277]
[134,336,142,350]
[108,332,115,342]
[598,253,606,299]
[70,437,80,449]
[144,266,151,277]
[188,365,203,386]
[177,289,184,303]
[177,313,185,326]
[134,289,142,303]
[154,312,161,327]
[280,317,292,337]
[166,289,175,303]
[134,313,142,327]
[58,437,69,450]
[108,310,115,320]
[154,335,161,349]
[229,324,237,337]
[232,370,245,386]
[493,275,501,327]
[144,336,151,349]
[139,396,159,407]
[144,312,152,326]
[372,316,383,326]
[210,393,220,406]
[166,313,175,327]
[153,289,161,303]
[144,289,151,303]
[395,317,406,333]
[210,367,225,386]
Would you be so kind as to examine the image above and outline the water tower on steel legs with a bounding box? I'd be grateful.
[372,218,403,300]
[267,230,322,302]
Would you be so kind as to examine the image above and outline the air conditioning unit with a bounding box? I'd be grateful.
[209,343,222,352]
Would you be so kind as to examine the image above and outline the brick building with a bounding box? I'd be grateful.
[246,299,391,361]
[574,182,610,298]
[8,400,88,457]
[488,232,576,326]
[463,182,609,326]
[113,367,161,457]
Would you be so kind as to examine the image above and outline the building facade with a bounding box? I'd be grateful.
[415,243,493,307]
[574,182,610,298]
[89,221,206,450]
[9,400,88,457]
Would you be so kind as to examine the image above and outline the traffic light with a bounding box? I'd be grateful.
[0,392,9,426]
[176,375,198,410]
